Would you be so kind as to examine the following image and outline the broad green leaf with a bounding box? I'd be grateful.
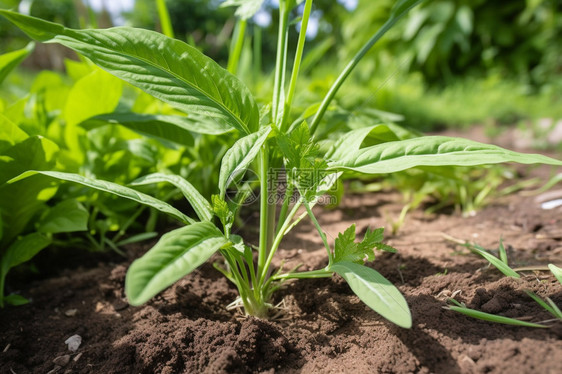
[221,0,264,20]
[219,126,271,198]
[64,68,122,128]
[3,294,29,306]
[2,232,51,272]
[466,243,520,278]
[125,222,228,305]
[130,173,213,222]
[0,10,259,135]
[329,136,562,174]
[0,42,34,84]
[82,113,230,142]
[549,264,562,285]
[447,300,547,328]
[0,113,28,153]
[0,136,58,185]
[325,125,382,160]
[212,195,234,235]
[330,261,412,328]
[38,199,89,234]
[8,171,194,225]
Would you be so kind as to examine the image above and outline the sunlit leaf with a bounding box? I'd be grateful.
[330,261,412,328]
[329,136,562,174]
[549,264,562,285]
[37,199,89,234]
[219,126,271,198]
[131,173,213,222]
[0,42,34,84]
[0,10,259,134]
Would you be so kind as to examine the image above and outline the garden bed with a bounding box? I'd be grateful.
[1,158,561,373]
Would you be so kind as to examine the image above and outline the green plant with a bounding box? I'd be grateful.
[446,238,562,327]
[1,0,561,329]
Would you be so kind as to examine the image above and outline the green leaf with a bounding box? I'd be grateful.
[8,171,194,225]
[549,264,562,285]
[221,0,265,20]
[82,113,230,142]
[0,42,34,84]
[333,225,395,265]
[0,10,259,135]
[390,0,426,21]
[524,290,562,320]
[212,195,234,235]
[2,232,51,272]
[0,136,58,185]
[330,261,412,328]
[125,222,228,305]
[465,242,520,278]
[219,126,271,198]
[329,136,562,174]
[0,113,29,153]
[3,294,30,306]
[37,199,89,234]
[447,300,547,328]
[130,173,213,222]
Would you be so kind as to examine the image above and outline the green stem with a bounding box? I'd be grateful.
[257,146,270,282]
[273,269,332,280]
[253,24,262,81]
[275,183,294,234]
[281,0,314,131]
[304,202,332,265]
[156,0,174,38]
[227,18,247,75]
[272,1,291,125]
[259,198,302,284]
[309,18,398,136]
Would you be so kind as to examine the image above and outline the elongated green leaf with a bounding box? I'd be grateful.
[38,199,89,234]
[8,171,194,225]
[447,302,547,328]
[3,294,29,306]
[0,42,34,84]
[125,222,228,305]
[0,10,259,135]
[130,173,213,222]
[549,264,562,285]
[466,243,520,278]
[329,136,562,174]
[330,261,411,328]
[82,113,231,139]
[219,126,271,198]
[390,0,425,21]
[325,125,382,160]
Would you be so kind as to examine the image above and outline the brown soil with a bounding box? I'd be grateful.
[1,131,562,374]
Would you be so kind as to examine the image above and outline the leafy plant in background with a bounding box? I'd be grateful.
[1,0,562,329]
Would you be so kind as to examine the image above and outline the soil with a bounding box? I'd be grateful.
[1,128,562,374]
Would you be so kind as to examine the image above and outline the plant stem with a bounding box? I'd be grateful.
[275,183,294,234]
[304,202,332,265]
[272,1,291,126]
[309,18,397,136]
[227,18,247,75]
[273,268,332,280]
[253,24,262,81]
[257,146,271,282]
[156,0,174,38]
[281,0,314,132]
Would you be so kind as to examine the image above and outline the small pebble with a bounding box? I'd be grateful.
[73,352,83,362]
[64,335,82,352]
[64,309,78,317]
[112,299,128,311]
[53,355,70,366]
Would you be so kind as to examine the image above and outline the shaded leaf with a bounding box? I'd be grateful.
[0,42,34,84]
[37,199,89,234]
[125,222,228,305]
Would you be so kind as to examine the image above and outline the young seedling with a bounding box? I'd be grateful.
[2,1,562,329]
[446,238,562,327]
